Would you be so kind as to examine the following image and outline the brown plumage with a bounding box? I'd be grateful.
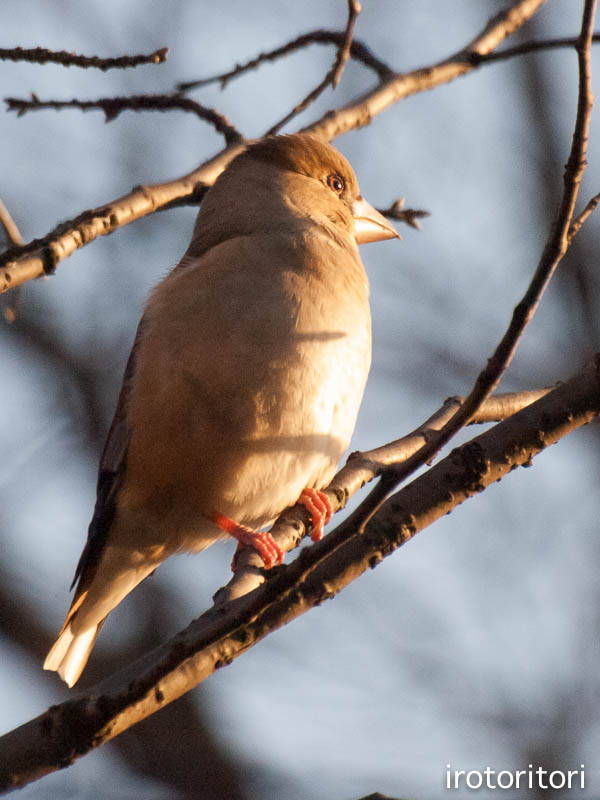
[44,134,399,686]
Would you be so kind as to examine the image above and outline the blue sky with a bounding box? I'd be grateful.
[2,2,600,798]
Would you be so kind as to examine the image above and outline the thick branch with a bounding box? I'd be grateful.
[217,387,552,603]
[0,0,546,293]
[1,360,597,792]
[0,141,245,290]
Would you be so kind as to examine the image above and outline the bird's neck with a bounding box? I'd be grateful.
[183,161,355,262]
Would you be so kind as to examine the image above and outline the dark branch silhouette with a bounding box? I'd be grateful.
[5,93,243,144]
[0,45,168,69]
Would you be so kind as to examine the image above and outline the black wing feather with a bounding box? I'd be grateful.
[70,320,145,592]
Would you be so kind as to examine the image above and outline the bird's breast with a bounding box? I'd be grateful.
[121,230,372,537]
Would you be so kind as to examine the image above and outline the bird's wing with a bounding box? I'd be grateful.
[67,320,145,605]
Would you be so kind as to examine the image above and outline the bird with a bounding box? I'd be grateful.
[44,133,399,687]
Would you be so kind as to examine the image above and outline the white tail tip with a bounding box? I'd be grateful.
[44,623,101,688]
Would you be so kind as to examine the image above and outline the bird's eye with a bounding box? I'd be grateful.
[326,173,345,194]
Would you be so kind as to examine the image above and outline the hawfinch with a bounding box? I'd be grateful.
[44,133,399,686]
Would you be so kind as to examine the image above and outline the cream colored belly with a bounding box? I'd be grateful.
[209,323,371,530]
[119,321,370,553]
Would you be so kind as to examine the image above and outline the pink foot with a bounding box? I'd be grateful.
[298,488,333,542]
[213,512,284,571]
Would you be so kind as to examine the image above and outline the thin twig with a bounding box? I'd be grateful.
[346,0,598,536]
[568,190,600,240]
[266,0,362,136]
[378,198,431,231]
[470,32,600,64]
[177,30,393,93]
[5,93,243,145]
[0,45,168,70]
[0,200,23,323]
[0,0,548,292]
[331,0,362,88]
[0,199,23,247]
[176,31,600,96]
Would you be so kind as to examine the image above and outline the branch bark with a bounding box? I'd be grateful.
[1,359,598,792]
[343,0,596,535]
[0,0,545,293]
[217,387,553,604]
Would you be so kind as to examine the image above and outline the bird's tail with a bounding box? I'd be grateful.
[43,618,105,688]
[44,540,161,687]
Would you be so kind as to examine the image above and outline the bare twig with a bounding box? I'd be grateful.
[218,386,553,603]
[344,0,597,536]
[0,0,548,292]
[568,191,600,240]
[0,199,23,247]
[307,0,547,141]
[177,32,600,95]
[378,198,431,231]
[0,45,168,70]
[331,0,362,88]
[266,0,362,135]
[0,199,23,323]
[1,361,598,791]
[5,93,243,144]
[470,31,600,64]
[177,30,393,92]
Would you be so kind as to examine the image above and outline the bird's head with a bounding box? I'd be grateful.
[239,133,399,246]
[187,133,399,259]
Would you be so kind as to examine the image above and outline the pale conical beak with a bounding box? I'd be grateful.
[352,197,401,245]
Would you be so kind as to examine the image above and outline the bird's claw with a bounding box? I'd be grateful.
[214,513,284,570]
[298,488,333,542]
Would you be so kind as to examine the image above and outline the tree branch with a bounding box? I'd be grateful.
[0,199,23,322]
[377,198,431,230]
[5,93,243,143]
[217,387,553,603]
[0,0,546,294]
[305,0,548,141]
[345,0,597,535]
[0,199,23,247]
[177,30,393,93]
[266,0,362,135]
[470,31,600,64]
[176,31,600,95]
[1,360,598,792]
[0,45,168,69]
[568,190,600,241]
